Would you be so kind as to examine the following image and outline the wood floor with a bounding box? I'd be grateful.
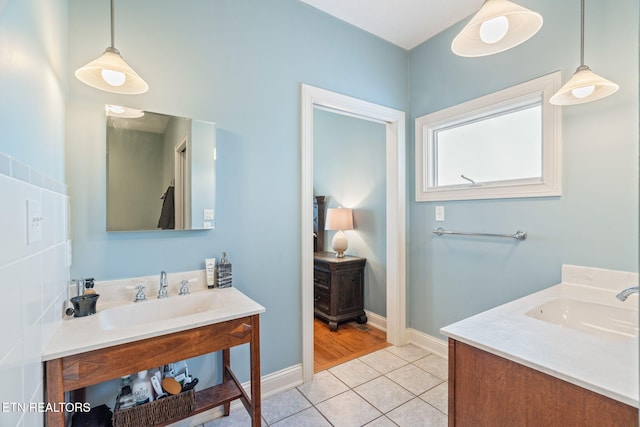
[314,317,389,373]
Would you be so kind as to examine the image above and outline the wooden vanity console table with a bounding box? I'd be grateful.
[44,314,261,427]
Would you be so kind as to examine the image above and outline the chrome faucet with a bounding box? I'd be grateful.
[158,271,169,299]
[616,286,639,302]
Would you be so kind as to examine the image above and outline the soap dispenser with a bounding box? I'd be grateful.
[132,370,154,405]
[217,252,232,288]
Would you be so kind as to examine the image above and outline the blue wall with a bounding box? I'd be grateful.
[67,0,408,379]
[0,0,67,181]
[407,0,639,338]
[313,108,387,316]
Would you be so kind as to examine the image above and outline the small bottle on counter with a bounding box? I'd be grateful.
[217,252,232,288]
[206,258,216,288]
[132,370,154,405]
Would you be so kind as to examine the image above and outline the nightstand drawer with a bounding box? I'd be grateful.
[314,270,330,291]
[314,288,330,313]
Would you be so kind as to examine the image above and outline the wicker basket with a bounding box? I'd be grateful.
[112,390,196,427]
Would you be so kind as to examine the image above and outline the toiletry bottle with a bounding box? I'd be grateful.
[84,278,96,295]
[118,375,136,409]
[205,258,216,288]
[132,370,154,405]
[120,375,132,396]
[217,252,232,288]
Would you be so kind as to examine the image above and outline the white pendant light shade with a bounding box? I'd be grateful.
[452,0,543,57]
[75,0,148,95]
[550,0,619,106]
[76,47,148,94]
[549,65,619,105]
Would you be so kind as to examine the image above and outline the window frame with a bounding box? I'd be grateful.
[415,72,562,202]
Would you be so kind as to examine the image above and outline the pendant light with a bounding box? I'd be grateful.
[75,0,148,94]
[549,0,618,105]
[451,0,543,57]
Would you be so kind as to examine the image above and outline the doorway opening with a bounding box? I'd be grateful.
[301,84,407,382]
[312,105,389,371]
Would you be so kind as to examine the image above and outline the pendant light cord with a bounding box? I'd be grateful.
[579,0,585,66]
[110,0,115,49]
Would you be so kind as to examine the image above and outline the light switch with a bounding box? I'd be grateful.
[27,199,43,245]
[203,209,215,220]
[435,205,445,221]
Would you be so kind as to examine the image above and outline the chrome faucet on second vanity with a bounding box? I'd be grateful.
[616,286,639,302]
[158,271,169,299]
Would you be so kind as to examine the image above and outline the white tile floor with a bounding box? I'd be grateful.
[202,344,448,427]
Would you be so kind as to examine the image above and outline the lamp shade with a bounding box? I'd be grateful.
[451,0,543,57]
[75,47,149,94]
[549,65,619,105]
[549,0,619,106]
[325,208,353,231]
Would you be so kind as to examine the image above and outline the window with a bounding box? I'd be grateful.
[415,72,561,201]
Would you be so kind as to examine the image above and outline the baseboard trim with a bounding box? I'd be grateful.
[362,314,447,360]
[405,328,448,359]
[364,309,387,332]
[168,364,303,426]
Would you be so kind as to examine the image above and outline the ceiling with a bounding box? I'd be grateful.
[299,0,481,50]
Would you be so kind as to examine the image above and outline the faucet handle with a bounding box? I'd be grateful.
[179,278,197,296]
[134,284,147,302]
[179,280,190,295]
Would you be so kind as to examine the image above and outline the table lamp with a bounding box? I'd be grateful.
[325,207,354,258]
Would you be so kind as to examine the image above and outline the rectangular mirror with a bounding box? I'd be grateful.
[106,106,216,231]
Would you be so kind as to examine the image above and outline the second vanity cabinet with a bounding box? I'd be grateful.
[313,251,367,331]
[448,339,639,427]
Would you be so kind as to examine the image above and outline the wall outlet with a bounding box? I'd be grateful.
[27,199,43,245]
[203,209,215,220]
[203,222,214,229]
[435,205,445,221]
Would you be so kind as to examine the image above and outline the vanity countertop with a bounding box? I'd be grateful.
[441,264,639,407]
[42,286,265,361]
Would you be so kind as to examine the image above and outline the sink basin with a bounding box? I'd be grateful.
[525,298,639,340]
[99,292,224,331]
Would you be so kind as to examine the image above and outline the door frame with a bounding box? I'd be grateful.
[174,137,188,230]
[300,84,407,382]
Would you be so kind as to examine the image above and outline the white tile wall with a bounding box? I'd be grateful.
[0,153,70,427]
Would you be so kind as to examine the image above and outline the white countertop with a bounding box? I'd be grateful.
[441,265,639,407]
[43,286,265,361]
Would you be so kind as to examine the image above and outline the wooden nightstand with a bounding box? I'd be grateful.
[313,251,367,331]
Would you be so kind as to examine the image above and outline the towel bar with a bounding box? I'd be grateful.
[433,227,527,241]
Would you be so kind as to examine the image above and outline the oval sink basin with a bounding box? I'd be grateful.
[525,298,639,340]
[99,292,224,331]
